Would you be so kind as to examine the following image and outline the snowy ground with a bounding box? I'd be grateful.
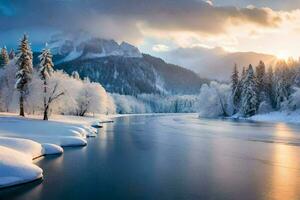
[0,113,111,189]
[251,110,300,124]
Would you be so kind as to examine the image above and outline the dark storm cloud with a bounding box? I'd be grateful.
[0,0,286,48]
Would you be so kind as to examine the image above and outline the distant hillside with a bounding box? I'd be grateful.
[157,47,278,81]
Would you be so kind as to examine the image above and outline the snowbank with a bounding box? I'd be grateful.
[0,113,109,189]
[251,110,300,124]
[0,138,43,188]
[0,115,97,146]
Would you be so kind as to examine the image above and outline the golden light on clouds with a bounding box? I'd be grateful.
[139,6,300,59]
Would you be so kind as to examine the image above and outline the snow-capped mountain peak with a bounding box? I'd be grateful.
[48,34,142,62]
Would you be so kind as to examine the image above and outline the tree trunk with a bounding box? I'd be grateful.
[43,80,48,120]
[43,107,48,120]
[19,94,25,117]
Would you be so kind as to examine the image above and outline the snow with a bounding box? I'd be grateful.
[251,110,300,124]
[0,136,43,159]
[120,42,142,58]
[0,138,43,188]
[0,145,43,188]
[49,33,142,63]
[60,50,83,63]
[0,113,110,188]
[42,143,63,155]
[0,116,91,146]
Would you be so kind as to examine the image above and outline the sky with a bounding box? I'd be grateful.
[1,0,300,60]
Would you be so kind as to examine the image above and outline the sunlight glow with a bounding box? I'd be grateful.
[269,124,300,200]
[276,51,292,61]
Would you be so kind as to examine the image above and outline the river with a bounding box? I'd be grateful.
[1,114,300,200]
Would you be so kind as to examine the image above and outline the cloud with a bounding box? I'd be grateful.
[152,44,170,52]
[0,0,285,43]
[1,0,300,61]
[212,0,300,11]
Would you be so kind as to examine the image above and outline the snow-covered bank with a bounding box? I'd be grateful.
[0,113,110,189]
[0,138,44,188]
[251,111,300,124]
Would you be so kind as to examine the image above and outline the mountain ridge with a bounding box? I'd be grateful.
[157,46,278,81]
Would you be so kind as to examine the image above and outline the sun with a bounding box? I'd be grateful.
[276,51,292,61]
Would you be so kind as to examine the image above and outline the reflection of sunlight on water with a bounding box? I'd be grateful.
[273,123,294,137]
[98,124,113,151]
[52,153,64,167]
[268,124,300,200]
[27,180,43,199]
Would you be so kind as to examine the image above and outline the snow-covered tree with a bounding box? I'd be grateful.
[231,64,241,113]
[241,66,246,79]
[266,66,276,108]
[72,71,80,80]
[198,81,232,117]
[112,93,152,114]
[255,61,267,102]
[76,82,109,116]
[39,47,56,120]
[9,49,15,60]
[15,34,33,117]
[231,64,239,94]
[289,87,300,110]
[0,60,18,112]
[240,65,258,117]
[274,61,295,109]
[1,47,9,67]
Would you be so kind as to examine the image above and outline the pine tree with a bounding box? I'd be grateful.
[241,65,258,117]
[241,66,246,78]
[231,64,241,113]
[256,61,266,102]
[266,66,275,108]
[9,49,15,60]
[39,46,64,120]
[231,64,239,94]
[15,34,33,117]
[72,71,80,80]
[1,47,9,67]
[39,47,54,120]
[274,61,294,109]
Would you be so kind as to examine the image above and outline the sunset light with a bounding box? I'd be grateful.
[276,51,293,61]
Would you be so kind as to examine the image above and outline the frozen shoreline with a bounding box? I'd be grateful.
[250,111,300,125]
[0,113,111,189]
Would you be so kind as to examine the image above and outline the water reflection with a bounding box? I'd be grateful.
[1,115,300,200]
[267,124,300,200]
[97,123,111,151]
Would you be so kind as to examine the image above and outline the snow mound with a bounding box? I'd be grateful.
[0,136,43,159]
[0,113,104,188]
[42,143,63,155]
[0,144,43,189]
[0,116,91,147]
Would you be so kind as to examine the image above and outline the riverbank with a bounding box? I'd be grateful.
[0,113,111,189]
[250,110,300,124]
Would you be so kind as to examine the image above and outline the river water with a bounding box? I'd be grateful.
[1,114,300,200]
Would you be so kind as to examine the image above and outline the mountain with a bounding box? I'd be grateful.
[156,47,278,81]
[38,35,208,95]
[48,33,142,62]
